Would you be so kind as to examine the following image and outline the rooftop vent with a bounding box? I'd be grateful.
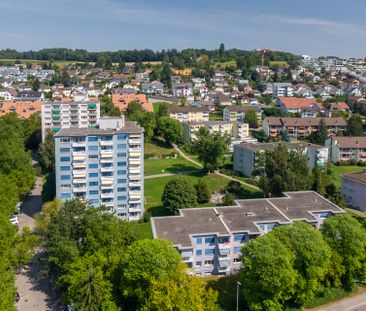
[246,212,256,217]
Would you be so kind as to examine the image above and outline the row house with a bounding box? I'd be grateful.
[263,117,347,139]
[151,191,344,276]
[326,136,366,163]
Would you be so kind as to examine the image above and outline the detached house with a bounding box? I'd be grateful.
[326,136,366,163]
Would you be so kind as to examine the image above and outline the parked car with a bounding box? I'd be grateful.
[10,215,19,226]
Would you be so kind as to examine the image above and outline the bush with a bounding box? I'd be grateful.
[226,181,241,194]
[195,179,211,204]
[222,193,234,206]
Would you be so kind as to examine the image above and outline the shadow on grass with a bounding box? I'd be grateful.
[166,163,200,174]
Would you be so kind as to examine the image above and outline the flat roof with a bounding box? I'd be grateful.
[235,141,325,152]
[342,171,366,186]
[55,121,142,137]
[151,191,344,248]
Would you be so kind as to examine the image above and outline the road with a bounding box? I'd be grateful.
[15,176,62,311]
[311,290,366,311]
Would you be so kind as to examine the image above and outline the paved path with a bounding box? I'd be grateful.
[345,208,366,218]
[172,144,260,191]
[15,176,62,311]
[311,290,366,311]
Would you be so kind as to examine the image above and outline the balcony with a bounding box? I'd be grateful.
[129,148,142,153]
[72,151,86,157]
[129,182,142,187]
[100,167,114,173]
[128,215,142,221]
[73,163,86,169]
[100,150,113,158]
[128,207,141,213]
[73,187,86,193]
[101,193,114,199]
[73,178,86,184]
[129,152,141,158]
[129,174,141,180]
[100,158,113,163]
[218,243,231,250]
[129,139,141,145]
[73,170,86,176]
[72,142,86,148]
[100,141,114,147]
[183,256,193,263]
[103,202,114,208]
[129,159,141,165]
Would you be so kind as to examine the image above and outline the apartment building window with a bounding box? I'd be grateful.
[234,247,241,254]
[60,156,71,162]
[90,199,99,205]
[61,175,71,180]
[234,258,241,263]
[205,237,215,245]
[118,187,127,192]
[102,135,113,141]
[204,260,213,266]
[117,162,127,167]
[117,170,127,175]
[89,173,98,178]
[117,152,127,157]
[89,163,98,169]
[102,172,113,177]
[205,249,215,256]
[88,145,98,151]
[117,144,127,149]
[88,136,98,142]
[196,261,202,267]
[117,134,127,140]
[118,179,127,184]
[89,181,98,186]
[89,155,98,159]
[60,166,70,171]
[118,204,127,209]
[117,196,127,201]
[195,238,202,244]
[60,138,70,143]
[61,193,71,199]
[196,250,202,256]
[234,234,245,243]
[60,147,70,152]
[61,184,71,189]
[89,190,99,195]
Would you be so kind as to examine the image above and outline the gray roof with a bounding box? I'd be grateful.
[152,191,344,248]
[186,121,242,126]
[55,121,142,137]
[235,141,325,152]
[341,171,366,186]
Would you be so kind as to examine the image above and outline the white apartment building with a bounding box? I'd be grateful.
[272,83,294,98]
[41,101,100,139]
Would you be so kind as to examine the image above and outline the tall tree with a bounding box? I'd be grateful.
[308,118,328,145]
[191,127,230,172]
[157,117,183,145]
[346,114,364,136]
[244,110,258,128]
[39,129,55,172]
[218,43,225,59]
[162,177,197,214]
[194,179,211,204]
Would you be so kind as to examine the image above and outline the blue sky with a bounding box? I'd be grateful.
[0,0,365,57]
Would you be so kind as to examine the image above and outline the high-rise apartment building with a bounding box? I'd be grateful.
[41,101,100,138]
[54,116,144,221]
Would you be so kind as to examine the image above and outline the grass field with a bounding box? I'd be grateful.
[331,164,363,187]
[144,141,176,157]
[144,157,200,176]
[213,60,237,68]
[270,61,289,68]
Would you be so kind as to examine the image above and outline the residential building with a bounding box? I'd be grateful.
[223,106,262,124]
[263,117,347,139]
[182,121,249,146]
[112,93,153,112]
[325,136,366,163]
[171,82,193,97]
[151,191,344,276]
[0,100,42,118]
[41,101,100,138]
[277,97,321,114]
[55,116,144,221]
[15,90,45,101]
[169,107,209,123]
[272,83,294,97]
[325,102,350,117]
[233,142,328,178]
[141,81,164,94]
[341,171,366,211]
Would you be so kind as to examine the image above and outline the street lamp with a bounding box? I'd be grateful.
[236,281,241,311]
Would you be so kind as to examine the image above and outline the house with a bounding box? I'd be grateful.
[325,136,366,163]
[151,191,344,276]
[0,78,13,88]
[208,92,232,106]
[171,82,193,97]
[0,101,42,118]
[325,102,350,117]
[172,68,192,76]
[182,121,249,149]
[277,97,320,114]
[135,72,150,83]
[15,90,45,101]
[112,94,153,112]
[263,117,347,139]
[341,171,366,211]
[141,81,164,94]
[168,107,209,123]
[272,83,294,97]
[191,100,216,112]
[233,142,328,178]
[0,90,14,101]
[223,106,262,124]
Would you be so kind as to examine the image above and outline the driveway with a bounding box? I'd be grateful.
[15,176,62,311]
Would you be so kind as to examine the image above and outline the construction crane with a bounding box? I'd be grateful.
[254,48,280,67]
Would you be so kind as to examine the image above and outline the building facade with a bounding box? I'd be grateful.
[55,117,144,221]
[325,136,366,163]
[41,101,100,138]
[152,191,344,276]
[169,107,210,123]
[233,142,328,178]
[223,106,262,124]
[341,171,366,211]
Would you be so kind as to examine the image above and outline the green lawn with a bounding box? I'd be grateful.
[144,157,200,176]
[331,164,363,187]
[209,112,223,121]
[132,222,153,239]
[144,141,176,157]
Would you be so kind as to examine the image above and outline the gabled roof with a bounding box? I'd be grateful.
[279,97,318,109]
[332,136,366,148]
[111,94,153,112]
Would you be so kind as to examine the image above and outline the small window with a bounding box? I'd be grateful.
[196,250,202,256]
[60,138,70,143]
[61,175,71,180]
[205,249,215,255]
[60,166,70,171]
[234,247,241,254]
[117,196,127,201]
[89,190,99,195]
[90,199,99,205]
[117,152,127,157]
[234,234,245,243]
[117,162,127,167]
[204,260,213,266]
[117,134,127,140]
[61,193,71,199]
[196,261,202,267]
[195,238,202,245]
[60,156,70,162]
[205,237,215,244]
[88,136,98,142]
[117,144,127,149]
[89,163,98,169]
[89,173,98,178]
[89,154,98,159]
[89,181,98,186]
[88,145,98,151]
[118,179,127,184]
[60,147,70,152]
[117,187,127,192]
[117,170,127,175]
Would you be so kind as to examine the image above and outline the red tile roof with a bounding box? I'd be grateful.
[0,101,42,118]
[112,94,153,112]
[279,97,320,109]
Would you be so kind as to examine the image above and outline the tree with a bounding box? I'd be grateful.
[160,63,172,89]
[125,101,143,118]
[158,117,183,145]
[308,118,328,145]
[226,181,241,194]
[156,103,169,119]
[39,129,55,172]
[222,193,234,206]
[194,179,211,204]
[162,177,197,214]
[272,222,331,304]
[321,215,366,287]
[31,77,40,91]
[254,145,313,197]
[121,239,183,308]
[346,114,364,136]
[219,43,225,59]
[191,127,230,172]
[241,233,297,311]
[244,110,258,128]
[99,94,121,117]
[23,113,42,151]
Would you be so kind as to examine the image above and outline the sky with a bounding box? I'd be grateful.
[0,0,365,58]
